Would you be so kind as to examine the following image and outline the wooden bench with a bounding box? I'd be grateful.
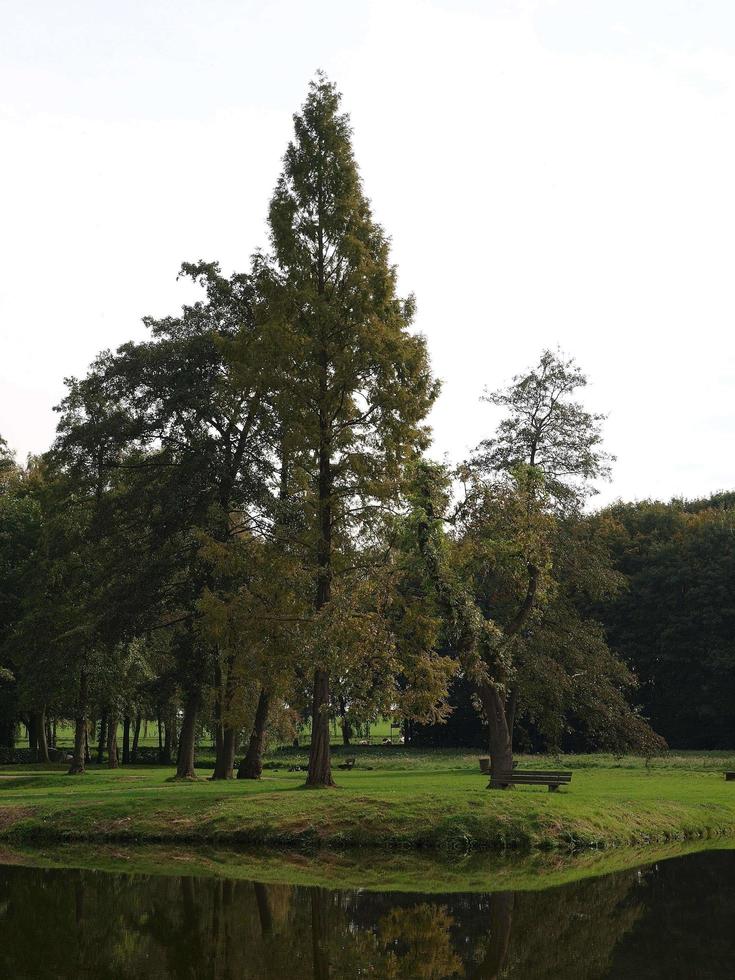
[491,769,572,792]
[725,771,735,781]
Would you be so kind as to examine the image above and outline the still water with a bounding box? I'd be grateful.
[0,848,733,979]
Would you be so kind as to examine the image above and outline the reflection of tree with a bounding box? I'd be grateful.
[5,852,732,979]
[379,903,464,979]
[468,892,513,980]
[491,874,644,980]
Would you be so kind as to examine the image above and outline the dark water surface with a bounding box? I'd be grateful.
[0,848,733,979]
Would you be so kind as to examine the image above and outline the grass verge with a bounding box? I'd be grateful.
[2,750,735,853]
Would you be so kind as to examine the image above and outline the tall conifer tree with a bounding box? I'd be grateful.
[265,75,437,785]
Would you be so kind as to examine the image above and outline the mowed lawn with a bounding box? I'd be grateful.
[2,750,735,851]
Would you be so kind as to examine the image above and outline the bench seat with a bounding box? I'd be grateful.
[491,769,572,792]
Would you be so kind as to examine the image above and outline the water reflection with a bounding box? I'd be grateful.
[0,849,733,978]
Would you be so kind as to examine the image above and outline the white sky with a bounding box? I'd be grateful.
[1,0,734,506]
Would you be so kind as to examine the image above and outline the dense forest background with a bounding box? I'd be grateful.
[414,492,735,750]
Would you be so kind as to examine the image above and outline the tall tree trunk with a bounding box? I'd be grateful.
[238,688,270,779]
[52,717,57,747]
[211,659,228,779]
[131,713,142,762]
[84,723,91,763]
[107,712,119,768]
[34,709,50,764]
[97,710,107,764]
[477,680,514,789]
[68,671,88,775]
[122,714,131,764]
[306,372,335,788]
[306,669,333,787]
[175,692,198,779]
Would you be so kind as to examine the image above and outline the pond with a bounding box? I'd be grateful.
[0,846,733,978]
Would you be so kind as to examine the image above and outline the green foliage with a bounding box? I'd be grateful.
[597,495,735,748]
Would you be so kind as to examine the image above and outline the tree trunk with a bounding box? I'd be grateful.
[254,882,273,938]
[97,711,107,764]
[211,659,229,779]
[175,693,198,779]
[157,708,165,762]
[338,697,351,746]
[477,680,514,789]
[122,715,131,764]
[306,367,335,788]
[311,887,330,980]
[107,712,119,768]
[238,688,270,779]
[131,713,142,762]
[68,672,88,775]
[84,723,91,763]
[306,669,334,787]
[161,714,173,764]
[35,709,50,764]
[471,892,514,980]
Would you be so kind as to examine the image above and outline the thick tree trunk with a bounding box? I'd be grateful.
[84,723,91,763]
[306,669,334,788]
[477,680,514,789]
[238,687,270,779]
[175,693,198,779]
[97,711,107,764]
[212,726,236,779]
[122,715,131,764]
[68,671,88,775]
[107,712,119,768]
[131,713,142,762]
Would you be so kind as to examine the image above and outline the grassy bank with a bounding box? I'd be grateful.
[3,837,734,893]
[2,749,735,852]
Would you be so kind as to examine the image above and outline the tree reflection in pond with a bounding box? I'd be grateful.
[0,849,733,979]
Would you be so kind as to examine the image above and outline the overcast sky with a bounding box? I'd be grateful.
[1,0,734,506]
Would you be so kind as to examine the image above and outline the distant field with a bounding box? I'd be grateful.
[46,716,399,752]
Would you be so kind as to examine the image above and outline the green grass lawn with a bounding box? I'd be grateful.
[2,749,735,852]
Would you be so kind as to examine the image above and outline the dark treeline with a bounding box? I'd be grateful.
[597,493,735,748]
[4,74,718,789]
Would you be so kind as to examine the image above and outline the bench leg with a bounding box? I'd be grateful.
[548,784,559,792]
